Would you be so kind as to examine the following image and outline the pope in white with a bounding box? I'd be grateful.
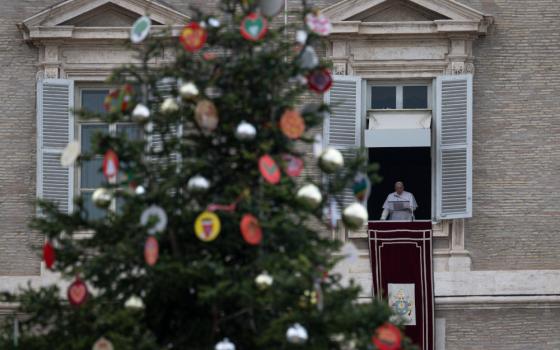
[381,181,418,221]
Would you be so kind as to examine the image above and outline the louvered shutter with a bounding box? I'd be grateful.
[324,75,364,207]
[37,79,74,214]
[435,74,473,219]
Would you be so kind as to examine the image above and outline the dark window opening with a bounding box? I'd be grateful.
[371,86,396,109]
[403,86,428,109]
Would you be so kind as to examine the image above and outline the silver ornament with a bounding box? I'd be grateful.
[179,82,199,100]
[296,30,308,44]
[319,147,344,173]
[296,184,322,209]
[135,185,146,195]
[124,295,144,309]
[342,202,368,230]
[92,188,112,208]
[299,46,319,69]
[234,121,257,140]
[215,338,235,350]
[255,272,273,290]
[160,97,179,114]
[132,103,150,121]
[259,0,284,17]
[286,323,308,344]
[187,175,210,193]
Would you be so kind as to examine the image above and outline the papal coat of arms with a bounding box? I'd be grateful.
[388,283,416,326]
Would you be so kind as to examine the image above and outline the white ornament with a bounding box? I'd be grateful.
[208,17,221,27]
[135,185,146,195]
[179,82,199,100]
[234,121,257,140]
[296,184,322,209]
[319,147,344,173]
[92,337,114,350]
[160,97,179,114]
[215,338,235,350]
[60,141,80,167]
[286,323,308,344]
[124,295,144,309]
[296,30,308,44]
[342,202,368,230]
[259,0,284,17]
[140,205,168,235]
[92,188,112,208]
[255,272,273,290]
[313,134,323,158]
[132,103,150,121]
[130,16,151,44]
[187,175,210,193]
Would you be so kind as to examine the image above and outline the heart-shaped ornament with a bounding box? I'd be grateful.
[68,278,88,306]
[240,13,268,41]
[307,69,333,94]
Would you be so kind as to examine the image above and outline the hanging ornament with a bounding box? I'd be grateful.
[194,211,221,242]
[92,188,112,208]
[180,22,207,52]
[313,134,323,158]
[279,109,305,140]
[187,175,210,193]
[215,338,236,350]
[240,213,262,245]
[259,154,281,184]
[208,17,221,28]
[305,11,332,36]
[342,202,368,230]
[104,84,134,113]
[318,147,344,173]
[307,69,333,93]
[179,81,199,100]
[124,295,145,309]
[296,184,322,209]
[372,323,402,350]
[132,103,150,122]
[60,141,80,167]
[234,121,257,141]
[240,13,268,41]
[130,16,151,44]
[353,173,372,205]
[259,0,284,17]
[92,337,114,350]
[140,205,168,235]
[282,154,304,177]
[296,30,308,44]
[144,236,159,266]
[102,149,119,182]
[298,46,319,69]
[135,185,146,195]
[195,99,219,132]
[286,323,308,344]
[68,277,88,306]
[160,97,179,114]
[43,241,55,269]
[255,271,273,290]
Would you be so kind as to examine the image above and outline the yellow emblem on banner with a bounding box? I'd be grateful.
[194,211,221,242]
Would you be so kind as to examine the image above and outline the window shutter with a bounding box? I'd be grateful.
[151,78,182,165]
[37,79,74,214]
[435,74,473,219]
[324,75,364,207]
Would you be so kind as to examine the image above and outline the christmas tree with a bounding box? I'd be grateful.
[1,1,415,349]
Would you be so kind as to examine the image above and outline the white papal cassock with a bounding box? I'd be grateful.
[382,191,418,221]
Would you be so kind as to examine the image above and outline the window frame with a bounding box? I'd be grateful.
[367,81,432,111]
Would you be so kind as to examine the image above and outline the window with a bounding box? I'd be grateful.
[77,87,141,219]
[370,84,429,109]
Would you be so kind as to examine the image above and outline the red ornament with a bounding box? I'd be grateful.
[102,149,119,182]
[240,13,268,41]
[240,214,262,245]
[307,69,333,94]
[259,155,281,184]
[103,84,134,113]
[372,323,402,350]
[279,109,306,140]
[144,236,159,266]
[43,241,55,269]
[180,22,207,52]
[67,277,88,306]
[282,154,304,177]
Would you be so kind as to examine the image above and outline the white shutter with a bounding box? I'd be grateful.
[436,74,473,219]
[324,75,364,207]
[37,79,74,214]
[150,78,182,165]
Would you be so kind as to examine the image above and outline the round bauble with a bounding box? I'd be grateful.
[124,295,144,309]
[135,185,146,195]
[296,184,322,209]
[286,323,308,344]
[259,0,284,17]
[93,337,114,350]
[342,202,368,230]
[179,82,199,100]
[92,188,112,208]
[299,46,319,69]
[319,147,344,173]
[215,338,235,350]
[187,175,210,193]
[132,103,150,121]
[160,97,179,114]
[235,121,257,140]
[255,272,273,290]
